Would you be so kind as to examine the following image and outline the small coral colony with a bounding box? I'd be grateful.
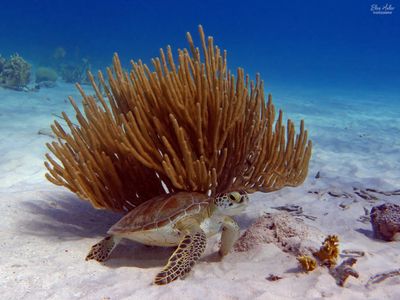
[3,25,397,286]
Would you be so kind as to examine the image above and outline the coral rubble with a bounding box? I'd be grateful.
[366,268,400,287]
[234,212,325,255]
[233,213,358,287]
[330,258,359,287]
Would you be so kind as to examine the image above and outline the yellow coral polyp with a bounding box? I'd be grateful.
[297,255,317,272]
[314,235,339,268]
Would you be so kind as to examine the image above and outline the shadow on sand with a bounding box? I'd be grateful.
[19,190,122,239]
[102,242,175,269]
[354,228,375,239]
[103,240,224,269]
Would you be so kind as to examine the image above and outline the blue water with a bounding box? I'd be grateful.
[0,0,399,98]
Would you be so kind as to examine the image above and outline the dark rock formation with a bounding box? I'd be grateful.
[370,203,400,241]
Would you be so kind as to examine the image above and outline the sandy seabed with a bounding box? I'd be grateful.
[0,83,399,300]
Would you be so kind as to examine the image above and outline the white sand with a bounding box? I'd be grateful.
[0,83,399,299]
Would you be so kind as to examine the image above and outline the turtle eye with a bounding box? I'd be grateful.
[229,192,242,202]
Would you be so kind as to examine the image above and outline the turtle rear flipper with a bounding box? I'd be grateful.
[86,235,121,262]
[154,220,206,285]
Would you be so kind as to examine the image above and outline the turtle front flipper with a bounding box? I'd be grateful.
[86,235,121,262]
[219,216,240,257]
[154,220,206,285]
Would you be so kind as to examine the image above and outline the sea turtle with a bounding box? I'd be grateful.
[86,191,249,285]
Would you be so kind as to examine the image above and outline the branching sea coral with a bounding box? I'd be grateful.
[44,26,312,212]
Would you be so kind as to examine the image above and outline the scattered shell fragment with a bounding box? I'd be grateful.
[341,249,365,258]
[266,274,283,281]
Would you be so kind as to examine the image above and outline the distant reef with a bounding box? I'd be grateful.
[59,58,90,84]
[0,54,31,90]
[35,67,58,83]
[34,66,58,88]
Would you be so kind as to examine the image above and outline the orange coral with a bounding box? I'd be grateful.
[314,235,339,268]
[297,255,317,272]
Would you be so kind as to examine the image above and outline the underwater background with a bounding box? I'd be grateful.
[1,0,399,98]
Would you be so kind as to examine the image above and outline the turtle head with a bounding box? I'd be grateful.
[213,191,249,216]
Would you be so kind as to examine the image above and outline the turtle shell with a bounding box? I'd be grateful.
[108,192,211,234]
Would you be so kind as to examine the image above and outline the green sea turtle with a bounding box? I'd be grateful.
[86,191,249,285]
